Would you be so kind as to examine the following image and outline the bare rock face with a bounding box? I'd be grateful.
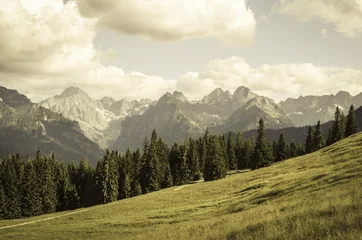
[279,91,361,127]
[40,86,154,148]
[0,86,103,165]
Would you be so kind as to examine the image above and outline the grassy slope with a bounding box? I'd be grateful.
[1,133,362,240]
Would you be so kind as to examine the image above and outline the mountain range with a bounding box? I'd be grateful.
[0,86,103,165]
[1,85,361,157]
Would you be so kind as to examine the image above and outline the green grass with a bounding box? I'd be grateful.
[1,133,362,240]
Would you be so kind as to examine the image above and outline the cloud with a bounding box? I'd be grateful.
[321,29,327,38]
[76,0,256,47]
[0,0,176,102]
[0,0,98,74]
[177,57,362,102]
[273,0,362,37]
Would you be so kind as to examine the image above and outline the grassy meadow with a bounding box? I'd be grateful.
[1,133,362,240]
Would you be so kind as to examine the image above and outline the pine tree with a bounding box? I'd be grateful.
[234,132,244,169]
[251,118,274,169]
[20,158,39,217]
[289,140,298,158]
[313,120,325,151]
[1,157,21,219]
[131,148,142,197]
[96,150,119,204]
[276,133,287,162]
[161,163,173,188]
[41,156,57,214]
[243,139,254,169]
[204,136,227,181]
[305,126,315,154]
[345,105,357,137]
[186,138,201,181]
[226,132,237,170]
[119,149,132,199]
[0,179,6,219]
[326,128,333,146]
[331,107,343,143]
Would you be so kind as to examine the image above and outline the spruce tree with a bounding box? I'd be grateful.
[161,163,173,188]
[345,105,357,137]
[305,126,315,154]
[242,139,254,169]
[2,157,21,219]
[276,133,287,162]
[131,148,142,197]
[234,132,244,169]
[204,136,227,181]
[0,179,6,219]
[186,138,201,180]
[119,149,132,199]
[289,140,298,158]
[331,107,343,143]
[41,156,57,214]
[313,120,325,151]
[226,132,237,170]
[251,118,274,169]
[96,150,119,204]
[20,158,39,217]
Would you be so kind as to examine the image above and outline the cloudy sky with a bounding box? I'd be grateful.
[0,0,361,102]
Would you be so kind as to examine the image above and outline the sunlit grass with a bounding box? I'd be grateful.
[1,133,361,239]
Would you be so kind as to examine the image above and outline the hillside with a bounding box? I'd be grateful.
[0,86,103,165]
[1,132,361,239]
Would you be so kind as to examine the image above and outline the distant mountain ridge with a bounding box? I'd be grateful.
[38,85,362,152]
[0,86,103,165]
[279,91,362,126]
[39,87,155,148]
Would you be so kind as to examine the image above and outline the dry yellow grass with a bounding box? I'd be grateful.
[1,133,362,240]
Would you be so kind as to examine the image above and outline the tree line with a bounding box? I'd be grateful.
[0,105,357,219]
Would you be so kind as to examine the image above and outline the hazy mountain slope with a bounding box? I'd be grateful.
[112,92,207,151]
[0,86,103,165]
[213,96,294,134]
[2,133,361,240]
[39,87,153,148]
[241,106,362,144]
[279,91,362,126]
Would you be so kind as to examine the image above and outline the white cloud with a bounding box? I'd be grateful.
[321,29,327,38]
[76,0,256,47]
[0,0,176,102]
[0,0,98,74]
[274,0,362,37]
[177,57,362,102]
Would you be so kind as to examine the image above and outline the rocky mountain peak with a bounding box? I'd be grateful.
[172,91,188,103]
[0,86,32,108]
[58,86,89,99]
[335,91,352,101]
[202,87,232,104]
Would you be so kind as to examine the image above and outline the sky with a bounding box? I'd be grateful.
[0,0,361,103]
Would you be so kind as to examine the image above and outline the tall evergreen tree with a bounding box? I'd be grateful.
[186,138,201,180]
[204,136,227,181]
[276,133,287,162]
[226,132,237,170]
[1,157,21,218]
[331,107,343,143]
[242,139,254,169]
[345,105,357,137]
[313,120,325,151]
[131,148,142,197]
[251,118,274,169]
[234,132,244,169]
[0,179,6,219]
[20,158,40,217]
[305,126,315,154]
[96,150,119,204]
[289,140,298,158]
